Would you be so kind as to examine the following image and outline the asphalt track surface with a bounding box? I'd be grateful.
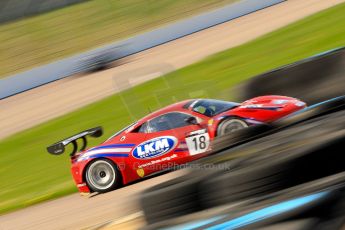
[0,1,344,229]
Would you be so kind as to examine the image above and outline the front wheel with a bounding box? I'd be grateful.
[85,159,121,193]
[217,118,249,136]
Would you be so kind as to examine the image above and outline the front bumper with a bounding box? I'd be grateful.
[77,183,90,193]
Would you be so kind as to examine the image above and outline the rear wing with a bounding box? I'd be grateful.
[47,127,103,156]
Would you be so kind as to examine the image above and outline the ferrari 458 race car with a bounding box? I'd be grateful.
[47,95,306,194]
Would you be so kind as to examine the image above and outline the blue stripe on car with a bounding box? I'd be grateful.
[89,153,129,158]
[174,148,188,152]
[92,144,136,150]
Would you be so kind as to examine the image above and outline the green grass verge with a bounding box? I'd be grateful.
[0,0,237,78]
[1,3,345,215]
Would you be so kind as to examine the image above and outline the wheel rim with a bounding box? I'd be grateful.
[87,160,116,190]
[221,119,248,135]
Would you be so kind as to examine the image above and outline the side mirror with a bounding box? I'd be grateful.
[185,116,199,125]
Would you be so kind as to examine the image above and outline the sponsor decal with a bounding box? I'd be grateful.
[132,136,177,159]
[137,154,178,169]
[62,131,89,145]
[136,168,145,178]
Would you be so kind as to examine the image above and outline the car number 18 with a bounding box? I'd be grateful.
[185,130,210,156]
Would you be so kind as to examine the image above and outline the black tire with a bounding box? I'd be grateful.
[217,118,249,136]
[85,158,121,193]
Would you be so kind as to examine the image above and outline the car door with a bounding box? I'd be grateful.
[131,112,206,175]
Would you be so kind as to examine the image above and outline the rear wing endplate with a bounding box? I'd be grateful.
[47,126,103,156]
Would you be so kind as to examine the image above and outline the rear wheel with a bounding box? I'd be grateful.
[85,159,121,193]
[217,118,249,136]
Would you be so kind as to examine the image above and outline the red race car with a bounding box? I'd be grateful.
[47,95,306,194]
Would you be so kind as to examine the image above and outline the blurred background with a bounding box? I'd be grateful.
[0,0,236,77]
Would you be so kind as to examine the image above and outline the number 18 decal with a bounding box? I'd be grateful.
[185,130,210,156]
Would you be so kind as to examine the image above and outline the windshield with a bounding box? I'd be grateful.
[189,99,239,117]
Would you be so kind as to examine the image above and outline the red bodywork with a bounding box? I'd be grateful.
[71,96,306,193]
